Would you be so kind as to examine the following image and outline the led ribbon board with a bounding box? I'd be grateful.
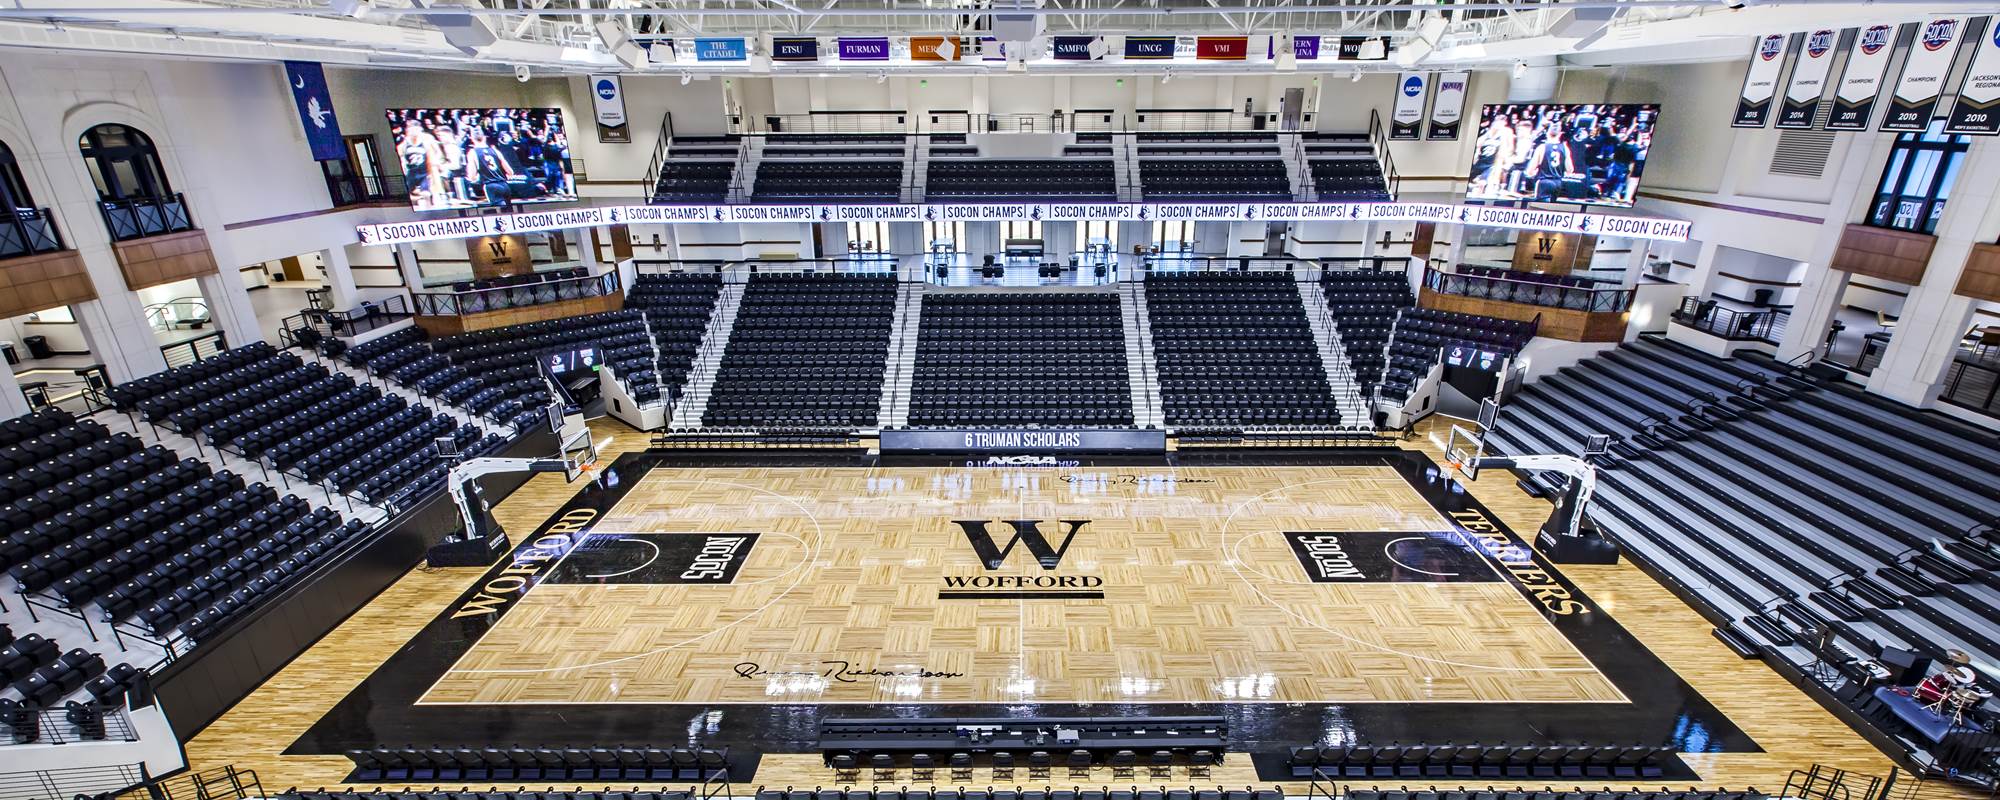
[357,202,1693,246]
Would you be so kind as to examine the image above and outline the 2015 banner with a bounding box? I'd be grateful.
[1883,17,1964,131]
[1427,71,1470,140]
[1943,18,2000,135]
[1827,24,1898,130]
[1776,29,1839,129]
[1732,34,1791,127]
[357,202,1692,247]
[1389,72,1428,140]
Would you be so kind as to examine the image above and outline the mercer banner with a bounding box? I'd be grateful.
[357,202,1693,247]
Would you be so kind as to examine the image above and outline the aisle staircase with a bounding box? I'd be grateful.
[1112,134,1142,203]
[1297,280,1372,426]
[876,283,923,430]
[669,283,744,428]
[1119,281,1164,429]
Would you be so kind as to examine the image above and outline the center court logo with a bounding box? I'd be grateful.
[941,520,1103,598]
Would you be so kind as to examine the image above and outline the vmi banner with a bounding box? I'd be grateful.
[1828,24,1899,130]
[1883,17,1965,131]
[1732,34,1791,127]
[1776,29,1839,129]
[357,202,1693,247]
[1944,17,2000,135]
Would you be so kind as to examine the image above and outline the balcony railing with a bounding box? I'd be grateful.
[0,207,63,258]
[1670,296,1780,342]
[326,173,408,208]
[1941,358,2000,418]
[412,269,618,317]
[99,193,194,241]
[1426,265,1634,313]
[161,330,226,369]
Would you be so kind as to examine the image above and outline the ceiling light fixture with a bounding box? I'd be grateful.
[680,71,692,85]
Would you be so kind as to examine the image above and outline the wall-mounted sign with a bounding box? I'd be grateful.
[356,202,1693,247]
[692,37,746,61]
[772,37,820,61]
[1427,71,1470,140]
[1776,29,1839,129]
[1124,36,1177,59]
[1827,24,1898,130]
[1732,33,1791,127]
[1291,35,1321,60]
[1389,72,1428,139]
[1882,16,1964,131]
[880,428,1168,454]
[1943,18,2000,135]
[838,37,891,60]
[587,73,628,143]
[910,36,963,61]
[1336,36,1388,61]
[1196,36,1250,60]
[1052,36,1100,60]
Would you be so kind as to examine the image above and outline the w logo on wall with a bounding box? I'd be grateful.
[487,240,510,258]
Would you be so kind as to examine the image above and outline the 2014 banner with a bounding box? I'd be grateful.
[1827,24,1898,130]
[1732,34,1791,127]
[356,202,1693,247]
[1775,29,1839,129]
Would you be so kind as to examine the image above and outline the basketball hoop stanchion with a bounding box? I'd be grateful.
[1446,413,1621,565]
[425,402,603,567]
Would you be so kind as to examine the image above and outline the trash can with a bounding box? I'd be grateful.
[1752,288,1775,307]
[23,335,51,360]
[0,341,16,365]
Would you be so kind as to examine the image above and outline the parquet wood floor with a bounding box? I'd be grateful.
[181,417,1910,795]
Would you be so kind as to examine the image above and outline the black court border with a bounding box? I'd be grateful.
[290,448,1756,768]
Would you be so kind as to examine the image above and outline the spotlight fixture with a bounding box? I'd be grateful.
[1161,70,1173,84]
[680,72,693,85]
[875,72,887,84]
[1513,61,1529,79]
[1350,71,1363,83]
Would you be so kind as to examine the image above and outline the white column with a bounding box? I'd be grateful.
[322,245,360,312]
[1863,142,2000,405]
[577,229,604,272]
[394,243,425,291]
[195,268,265,347]
[1776,129,1900,360]
[0,366,30,419]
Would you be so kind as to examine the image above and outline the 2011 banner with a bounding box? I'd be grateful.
[1827,24,1898,130]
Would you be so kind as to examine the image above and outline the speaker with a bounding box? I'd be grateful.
[1878,647,1931,686]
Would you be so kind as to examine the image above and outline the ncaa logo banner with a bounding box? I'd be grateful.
[587,74,626,128]
[1828,24,1900,130]
[1732,34,1791,127]
[1776,30,1839,129]
[1883,17,1964,131]
[356,203,1695,246]
[1390,72,1429,140]
[1943,18,2000,135]
[1427,71,1471,140]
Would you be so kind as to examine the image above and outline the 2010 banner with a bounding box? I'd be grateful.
[1883,17,1964,131]
[356,202,1693,247]
[1943,18,2000,135]
[1732,34,1791,127]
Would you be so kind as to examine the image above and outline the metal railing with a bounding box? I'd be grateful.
[0,207,64,258]
[1367,109,1402,200]
[752,112,912,134]
[0,703,138,746]
[411,270,618,316]
[0,764,145,800]
[161,330,226,368]
[18,363,113,417]
[325,173,408,207]
[1145,254,1410,280]
[1941,358,2000,419]
[1671,296,1780,342]
[1130,109,1287,132]
[1426,266,1635,313]
[644,111,678,199]
[280,295,412,347]
[142,296,209,333]
[99,193,193,241]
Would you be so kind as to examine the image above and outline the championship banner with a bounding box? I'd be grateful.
[838,37,891,60]
[771,37,820,62]
[1390,72,1428,140]
[1196,36,1250,60]
[588,75,626,128]
[692,37,746,62]
[281,61,344,161]
[1124,36,1177,59]
[910,36,963,62]
[1944,18,2000,135]
[1427,71,1470,140]
[1732,34,1790,127]
[1052,36,1099,60]
[1828,24,1898,130]
[1883,17,1965,131]
[1776,29,1839,129]
[357,202,1692,247]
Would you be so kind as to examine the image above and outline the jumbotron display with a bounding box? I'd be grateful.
[388,108,577,212]
[1467,103,1658,208]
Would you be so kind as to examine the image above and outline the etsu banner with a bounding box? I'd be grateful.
[772,37,820,61]
[1944,18,2000,135]
[1828,24,1898,130]
[282,61,344,161]
[1732,34,1790,127]
[1883,17,1965,131]
[358,202,1693,247]
[1776,29,1839,129]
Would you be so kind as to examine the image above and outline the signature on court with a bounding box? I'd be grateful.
[1058,473,1218,486]
[734,660,966,682]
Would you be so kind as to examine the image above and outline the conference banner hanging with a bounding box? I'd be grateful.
[1389,72,1428,140]
[1943,18,2000,135]
[1427,71,1470,140]
[1828,24,1899,130]
[1052,36,1099,60]
[356,202,1692,248]
[692,37,747,61]
[838,37,892,61]
[1196,36,1250,60]
[1732,34,1791,127]
[1124,36,1177,60]
[771,37,820,62]
[910,36,963,62]
[1882,17,1965,131]
[282,61,344,161]
[1336,36,1389,61]
[1776,29,1839,129]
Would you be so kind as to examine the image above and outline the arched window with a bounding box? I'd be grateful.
[0,141,34,211]
[0,141,62,256]
[77,124,173,201]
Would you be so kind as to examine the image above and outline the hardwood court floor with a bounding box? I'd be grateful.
[420,465,1618,706]
[181,417,1906,794]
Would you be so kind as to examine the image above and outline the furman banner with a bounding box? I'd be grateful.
[1732,34,1791,127]
[1777,29,1840,128]
[1427,71,1470,140]
[358,202,1693,247]
[1883,17,1965,131]
[1944,18,2000,135]
[1390,72,1429,139]
[1828,24,1899,130]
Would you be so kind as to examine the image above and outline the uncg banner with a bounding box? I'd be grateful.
[282,61,345,161]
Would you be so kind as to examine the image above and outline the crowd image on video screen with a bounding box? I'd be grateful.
[388,108,576,212]
[1467,103,1658,208]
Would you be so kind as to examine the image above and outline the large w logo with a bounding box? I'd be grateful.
[952,519,1089,570]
